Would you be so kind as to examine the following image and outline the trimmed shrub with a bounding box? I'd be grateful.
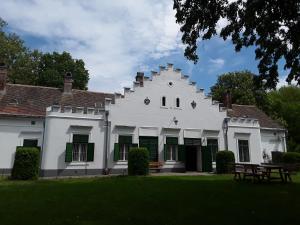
[216,150,235,174]
[11,147,40,180]
[282,152,300,164]
[128,147,149,176]
[271,151,284,163]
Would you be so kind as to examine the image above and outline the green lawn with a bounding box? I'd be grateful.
[0,174,300,225]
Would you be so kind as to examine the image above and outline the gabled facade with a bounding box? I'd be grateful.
[0,64,287,176]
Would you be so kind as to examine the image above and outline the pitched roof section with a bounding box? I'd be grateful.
[227,104,284,129]
[0,84,114,117]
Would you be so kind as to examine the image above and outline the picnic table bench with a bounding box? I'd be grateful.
[149,161,163,172]
[233,163,299,183]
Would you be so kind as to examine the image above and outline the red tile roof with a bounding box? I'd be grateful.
[0,84,114,117]
[227,104,284,129]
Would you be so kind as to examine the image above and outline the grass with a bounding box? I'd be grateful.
[0,174,300,225]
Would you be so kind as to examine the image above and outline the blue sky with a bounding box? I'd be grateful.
[0,0,289,93]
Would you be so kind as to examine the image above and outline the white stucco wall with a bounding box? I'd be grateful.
[0,117,44,171]
[41,107,106,172]
[107,65,227,171]
[260,129,286,161]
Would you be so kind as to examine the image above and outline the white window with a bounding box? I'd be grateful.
[167,144,178,161]
[72,134,88,162]
[72,143,87,162]
[238,139,250,162]
[120,143,129,161]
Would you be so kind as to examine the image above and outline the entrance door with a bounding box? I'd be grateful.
[139,136,158,162]
[185,146,197,171]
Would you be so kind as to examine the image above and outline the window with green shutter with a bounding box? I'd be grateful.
[116,135,133,161]
[178,145,186,162]
[65,134,95,162]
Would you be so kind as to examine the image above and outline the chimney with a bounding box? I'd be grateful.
[135,72,144,87]
[63,72,73,94]
[223,90,232,109]
[0,63,7,94]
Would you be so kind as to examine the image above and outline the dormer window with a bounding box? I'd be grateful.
[162,96,166,107]
[176,98,180,108]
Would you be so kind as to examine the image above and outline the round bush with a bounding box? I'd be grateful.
[282,152,300,164]
[128,147,149,176]
[216,150,235,174]
[11,147,40,180]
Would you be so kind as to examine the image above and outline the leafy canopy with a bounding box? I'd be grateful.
[210,70,267,107]
[266,86,300,152]
[0,17,89,90]
[174,0,300,88]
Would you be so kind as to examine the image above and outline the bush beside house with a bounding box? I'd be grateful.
[216,151,235,174]
[11,147,40,180]
[128,147,149,176]
[282,152,300,164]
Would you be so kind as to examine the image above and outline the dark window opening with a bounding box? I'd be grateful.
[238,139,250,162]
[176,98,180,108]
[162,96,166,106]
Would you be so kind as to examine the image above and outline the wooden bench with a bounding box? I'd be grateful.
[149,161,163,172]
[233,163,264,182]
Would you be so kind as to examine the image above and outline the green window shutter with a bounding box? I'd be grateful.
[113,143,120,161]
[178,145,185,162]
[164,144,167,161]
[87,143,95,162]
[73,134,89,143]
[201,146,213,172]
[166,137,178,145]
[119,136,132,144]
[65,143,73,162]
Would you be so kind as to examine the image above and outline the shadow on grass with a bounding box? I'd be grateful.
[0,174,299,225]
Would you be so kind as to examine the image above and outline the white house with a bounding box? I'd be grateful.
[0,63,287,176]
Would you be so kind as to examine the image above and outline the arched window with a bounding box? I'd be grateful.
[162,96,166,106]
[176,98,180,108]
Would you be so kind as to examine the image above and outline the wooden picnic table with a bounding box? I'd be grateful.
[259,164,285,182]
[233,163,299,183]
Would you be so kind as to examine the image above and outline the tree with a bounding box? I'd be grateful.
[173,0,300,89]
[210,71,267,107]
[266,86,300,152]
[0,17,89,90]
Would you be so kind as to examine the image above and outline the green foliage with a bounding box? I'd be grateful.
[210,71,267,107]
[11,147,40,180]
[271,151,284,163]
[128,147,149,176]
[282,152,300,164]
[216,150,235,174]
[173,0,300,88]
[0,17,89,90]
[266,86,300,152]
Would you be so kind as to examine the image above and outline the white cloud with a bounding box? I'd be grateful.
[209,58,225,68]
[0,0,182,92]
[277,76,297,89]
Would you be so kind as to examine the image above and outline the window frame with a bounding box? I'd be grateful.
[71,134,89,162]
[118,135,133,161]
[165,136,179,161]
[175,97,180,108]
[206,138,219,162]
[237,139,250,162]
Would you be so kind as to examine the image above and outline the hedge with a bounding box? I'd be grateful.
[128,147,149,176]
[11,147,40,180]
[216,150,235,174]
[282,152,300,164]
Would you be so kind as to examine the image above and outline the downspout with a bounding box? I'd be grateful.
[103,110,110,175]
[224,118,229,151]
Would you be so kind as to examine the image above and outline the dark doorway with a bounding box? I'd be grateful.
[185,146,197,171]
